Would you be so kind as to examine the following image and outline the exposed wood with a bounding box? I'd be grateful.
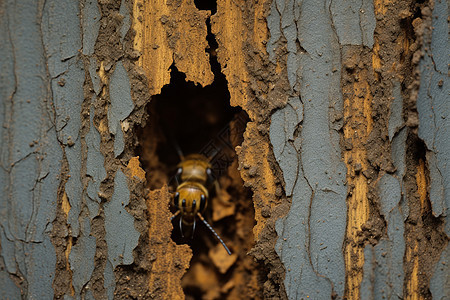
[1,0,448,299]
[133,0,213,94]
[342,61,373,300]
[237,123,277,239]
[146,186,192,299]
[211,0,250,109]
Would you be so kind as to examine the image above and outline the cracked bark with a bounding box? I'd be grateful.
[1,0,448,299]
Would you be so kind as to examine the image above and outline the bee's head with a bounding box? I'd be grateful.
[174,182,208,222]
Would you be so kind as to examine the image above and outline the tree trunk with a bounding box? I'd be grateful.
[0,0,447,299]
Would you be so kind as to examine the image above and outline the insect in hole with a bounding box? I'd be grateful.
[170,153,232,255]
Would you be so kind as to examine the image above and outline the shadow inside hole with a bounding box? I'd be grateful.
[152,66,240,169]
[193,0,217,14]
[138,65,249,252]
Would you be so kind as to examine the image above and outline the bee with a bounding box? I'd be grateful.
[170,154,232,255]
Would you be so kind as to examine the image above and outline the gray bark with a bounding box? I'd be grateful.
[0,0,448,299]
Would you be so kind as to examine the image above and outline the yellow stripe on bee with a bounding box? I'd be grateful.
[177,154,212,184]
[176,181,209,214]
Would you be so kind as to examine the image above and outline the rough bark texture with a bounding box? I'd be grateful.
[0,0,448,299]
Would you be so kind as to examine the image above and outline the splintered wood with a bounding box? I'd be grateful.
[343,66,373,299]
[132,0,272,298]
[133,0,213,94]
[211,0,268,112]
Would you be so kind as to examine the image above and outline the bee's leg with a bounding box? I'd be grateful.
[191,218,196,239]
[168,175,176,186]
[179,216,184,238]
[170,210,180,221]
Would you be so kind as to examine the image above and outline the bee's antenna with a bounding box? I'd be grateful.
[167,130,184,160]
[168,167,182,186]
[197,213,231,255]
[174,141,184,161]
[160,117,184,161]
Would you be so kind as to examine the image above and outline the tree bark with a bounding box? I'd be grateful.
[0,0,447,299]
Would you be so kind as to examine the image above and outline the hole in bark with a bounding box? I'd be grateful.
[136,8,256,295]
[137,66,253,298]
[193,0,217,14]
[140,65,242,183]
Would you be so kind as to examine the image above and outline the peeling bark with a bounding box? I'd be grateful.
[0,0,448,299]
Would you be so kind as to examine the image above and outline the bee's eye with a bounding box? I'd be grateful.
[206,168,212,176]
[192,199,196,209]
[182,199,186,207]
[176,167,183,175]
